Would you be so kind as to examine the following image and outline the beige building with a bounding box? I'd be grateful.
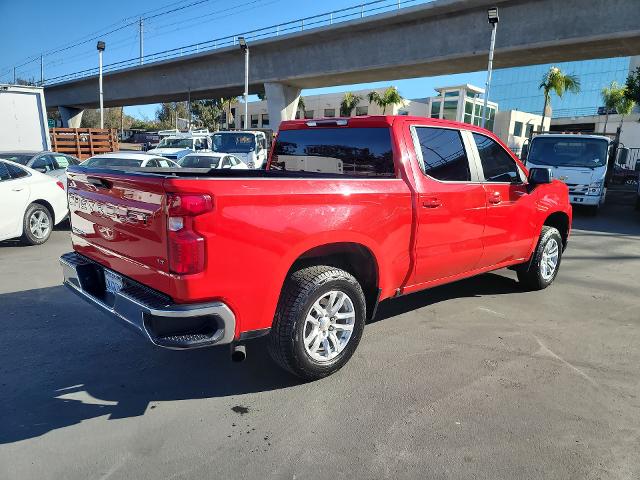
[551,113,640,148]
[230,87,410,129]
[493,110,550,155]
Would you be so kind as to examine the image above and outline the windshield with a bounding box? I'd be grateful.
[212,133,255,153]
[528,137,608,168]
[157,138,192,149]
[0,153,35,165]
[179,155,222,168]
[82,157,144,167]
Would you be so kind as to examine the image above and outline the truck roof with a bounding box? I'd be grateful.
[279,115,499,134]
[532,133,611,142]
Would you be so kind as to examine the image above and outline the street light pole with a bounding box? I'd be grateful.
[97,41,106,129]
[482,7,499,129]
[238,37,249,130]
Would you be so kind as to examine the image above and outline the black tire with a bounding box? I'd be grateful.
[20,203,53,246]
[517,226,563,291]
[268,265,366,380]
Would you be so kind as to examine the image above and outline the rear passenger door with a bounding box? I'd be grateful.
[469,133,538,267]
[407,125,487,285]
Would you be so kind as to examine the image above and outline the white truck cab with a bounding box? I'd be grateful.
[524,134,611,214]
[147,129,211,161]
[211,130,269,169]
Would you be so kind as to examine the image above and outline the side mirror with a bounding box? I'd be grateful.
[528,167,552,185]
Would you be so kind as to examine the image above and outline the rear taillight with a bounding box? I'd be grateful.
[56,180,65,190]
[166,193,213,275]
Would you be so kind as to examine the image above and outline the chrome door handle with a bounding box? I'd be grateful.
[12,187,24,192]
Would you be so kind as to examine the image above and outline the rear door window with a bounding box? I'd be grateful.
[6,162,29,179]
[271,127,395,177]
[412,127,471,181]
[0,162,10,181]
[472,133,522,183]
[32,155,56,172]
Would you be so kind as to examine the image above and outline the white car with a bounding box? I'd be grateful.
[0,159,68,245]
[81,152,180,168]
[178,152,249,169]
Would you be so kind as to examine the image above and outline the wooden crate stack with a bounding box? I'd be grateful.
[50,128,119,160]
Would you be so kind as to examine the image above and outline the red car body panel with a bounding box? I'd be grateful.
[66,116,571,339]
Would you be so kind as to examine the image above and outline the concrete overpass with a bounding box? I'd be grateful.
[45,0,640,127]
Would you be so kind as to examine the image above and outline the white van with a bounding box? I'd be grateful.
[211,131,269,169]
[524,134,611,214]
[147,129,211,161]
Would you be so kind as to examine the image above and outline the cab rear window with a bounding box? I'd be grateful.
[271,127,395,177]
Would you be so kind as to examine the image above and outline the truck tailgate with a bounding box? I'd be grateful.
[67,169,171,293]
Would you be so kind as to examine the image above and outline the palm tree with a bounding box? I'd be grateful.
[617,94,635,129]
[340,92,362,117]
[221,97,237,129]
[539,66,580,130]
[601,81,624,134]
[296,96,306,118]
[367,87,405,115]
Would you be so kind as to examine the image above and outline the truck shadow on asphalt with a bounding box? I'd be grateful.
[0,270,524,445]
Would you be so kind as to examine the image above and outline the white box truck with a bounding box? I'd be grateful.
[0,84,51,151]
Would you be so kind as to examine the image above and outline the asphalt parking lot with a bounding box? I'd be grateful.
[1,203,639,480]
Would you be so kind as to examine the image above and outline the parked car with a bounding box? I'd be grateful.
[81,152,180,168]
[60,116,572,380]
[178,152,249,169]
[0,151,80,188]
[0,159,68,245]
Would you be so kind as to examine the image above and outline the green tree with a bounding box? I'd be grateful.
[80,107,134,129]
[601,81,625,134]
[190,99,224,131]
[221,97,238,129]
[617,94,635,128]
[367,87,405,115]
[624,66,640,117]
[297,96,306,118]
[340,92,362,117]
[539,66,580,129]
[156,102,189,129]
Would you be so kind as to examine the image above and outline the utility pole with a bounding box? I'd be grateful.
[40,55,44,86]
[482,7,499,129]
[238,37,249,130]
[13,66,16,84]
[97,41,106,129]
[139,17,144,65]
[188,89,192,130]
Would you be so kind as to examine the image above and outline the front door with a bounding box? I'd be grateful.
[406,125,486,286]
[470,132,538,267]
[0,162,30,240]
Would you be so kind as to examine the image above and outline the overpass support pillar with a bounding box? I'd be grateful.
[265,82,301,130]
[59,106,84,128]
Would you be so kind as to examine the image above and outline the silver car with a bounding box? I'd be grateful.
[0,151,80,187]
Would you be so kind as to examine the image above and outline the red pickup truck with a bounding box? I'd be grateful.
[60,116,571,380]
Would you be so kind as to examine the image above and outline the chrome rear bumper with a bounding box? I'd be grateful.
[60,252,236,349]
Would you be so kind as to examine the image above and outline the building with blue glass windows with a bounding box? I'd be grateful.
[490,57,637,118]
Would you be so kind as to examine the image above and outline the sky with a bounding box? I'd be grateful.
[0,0,485,119]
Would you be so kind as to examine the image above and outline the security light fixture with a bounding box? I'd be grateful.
[487,7,499,24]
[238,36,247,51]
[97,41,106,51]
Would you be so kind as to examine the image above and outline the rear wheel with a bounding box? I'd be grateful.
[517,226,562,290]
[21,203,53,246]
[268,265,366,380]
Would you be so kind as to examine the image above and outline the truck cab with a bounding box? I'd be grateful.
[211,130,268,168]
[523,134,610,214]
[147,129,211,161]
